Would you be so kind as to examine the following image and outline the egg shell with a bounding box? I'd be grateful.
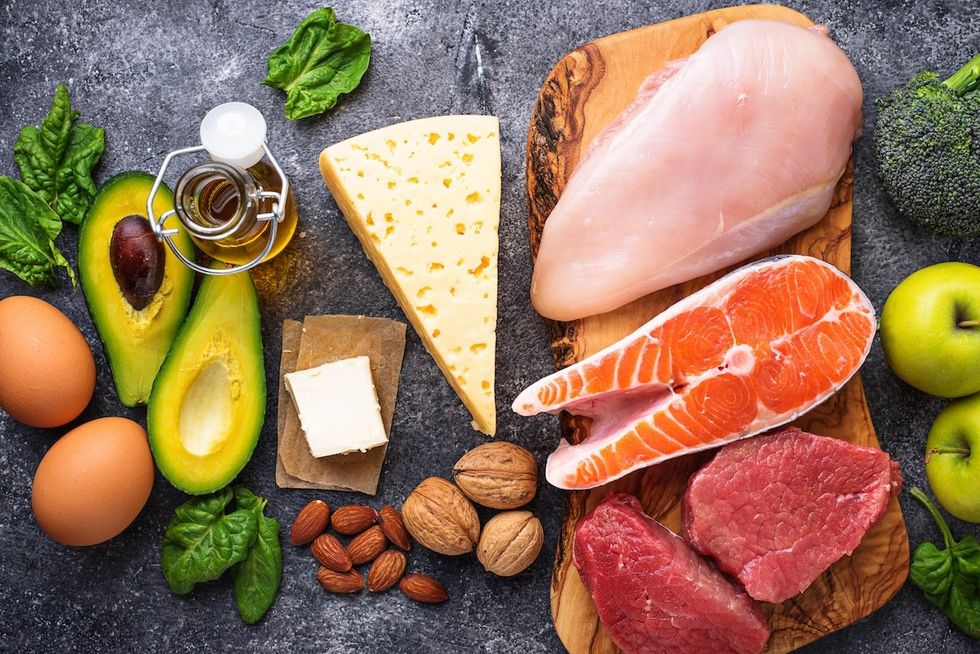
[32,417,155,546]
[0,296,96,428]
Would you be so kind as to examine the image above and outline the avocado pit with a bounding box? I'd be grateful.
[110,215,165,310]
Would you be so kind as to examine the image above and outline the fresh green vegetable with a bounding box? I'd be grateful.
[909,486,980,638]
[264,7,372,120]
[160,487,259,595]
[0,176,74,286]
[160,486,283,624]
[14,84,105,225]
[231,487,282,624]
[873,54,980,236]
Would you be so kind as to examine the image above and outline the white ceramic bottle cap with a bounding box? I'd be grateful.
[200,102,267,169]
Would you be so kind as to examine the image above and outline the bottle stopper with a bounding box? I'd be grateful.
[199,102,267,169]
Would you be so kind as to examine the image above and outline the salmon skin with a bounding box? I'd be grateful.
[513,255,876,490]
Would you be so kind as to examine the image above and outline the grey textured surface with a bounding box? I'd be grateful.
[0,0,977,652]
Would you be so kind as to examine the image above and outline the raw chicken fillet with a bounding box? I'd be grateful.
[531,20,863,321]
[513,255,875,489]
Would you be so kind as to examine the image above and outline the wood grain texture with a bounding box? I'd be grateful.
[525,5,910,653]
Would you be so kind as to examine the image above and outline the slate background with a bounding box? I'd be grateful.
[0,0,978,652]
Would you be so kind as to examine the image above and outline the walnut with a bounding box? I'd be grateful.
[401,477,480,556]
[453,442,538,509]
[476,511,544,577]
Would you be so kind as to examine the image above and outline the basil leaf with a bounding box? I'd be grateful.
[232,511,282,624]
[161,488,260,595]
[14,84,105,224]
[0,176,74,286]
[264,7,371,120]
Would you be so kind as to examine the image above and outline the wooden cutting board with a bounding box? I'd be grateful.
[525,5,910,653]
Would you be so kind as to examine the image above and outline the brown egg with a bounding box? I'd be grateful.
[32,417,154,546]
[0,296,96,428]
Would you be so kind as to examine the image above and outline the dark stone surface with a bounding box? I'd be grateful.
[0,0,977,652]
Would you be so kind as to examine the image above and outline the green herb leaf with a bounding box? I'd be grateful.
[160,488,260,595]
[0,176,75,286]
[233,485,264,512]
[264,7,372,120]
[910,487,980,638]
[232,511,282,624]
[14,84,105,224]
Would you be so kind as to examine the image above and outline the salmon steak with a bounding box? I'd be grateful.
[513,255,876,490]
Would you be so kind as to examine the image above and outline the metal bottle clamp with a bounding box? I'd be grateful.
[146,102,289,275]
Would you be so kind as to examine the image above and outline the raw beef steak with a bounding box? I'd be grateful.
[683,427,902,603]
[573,493,769,654]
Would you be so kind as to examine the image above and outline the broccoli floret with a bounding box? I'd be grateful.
[873,54,980,237]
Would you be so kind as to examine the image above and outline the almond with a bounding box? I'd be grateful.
[290,500,330,545]
[331,504,379,535]
[399,573,448,604]
[311,533,353,572]
[378,504,412,551]
[347,525,387,565]
[316,567,364,594]
[367,549,407,592]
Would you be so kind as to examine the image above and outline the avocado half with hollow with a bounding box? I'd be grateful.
[78,172,196,406]
[148,265,265,494]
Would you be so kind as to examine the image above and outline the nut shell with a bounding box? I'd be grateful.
[331,504,378,535]
[378,504,412,551]
[367,549,407,592]
[476,511,544,577]
[453,442,538,509]
[290,500,330,545]
[399,573,448,604]
[347,525,388,565]
[402,477,480,556]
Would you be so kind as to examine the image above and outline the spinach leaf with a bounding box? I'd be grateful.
[0,176,74,286]
[910,487,980,638]
[264,7,371,120]
[230,486,283,623]
[14,84,105,224]
[160,488,260,595]
[233,485,264,511]
[232,510,282,624]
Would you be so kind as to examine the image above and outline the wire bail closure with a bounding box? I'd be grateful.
[145,104,289,275]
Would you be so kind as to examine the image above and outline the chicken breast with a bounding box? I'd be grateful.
[531,20,862,321]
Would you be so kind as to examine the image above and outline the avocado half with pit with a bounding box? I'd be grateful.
[78,172,196,406]
[148,265,265,494]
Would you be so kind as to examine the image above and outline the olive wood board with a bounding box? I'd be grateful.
[525,5,910,653]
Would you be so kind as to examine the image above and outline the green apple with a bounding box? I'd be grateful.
[880,262,980,397]
[925,392,980,522]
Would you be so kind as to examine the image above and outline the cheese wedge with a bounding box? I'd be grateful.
[319,116,500,435]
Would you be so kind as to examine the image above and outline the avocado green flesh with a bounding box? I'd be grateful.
[78,172,196,407]
[148,265,265,494]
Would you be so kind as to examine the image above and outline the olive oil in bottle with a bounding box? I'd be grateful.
[179,159,298,265]
[149,102,299,274]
